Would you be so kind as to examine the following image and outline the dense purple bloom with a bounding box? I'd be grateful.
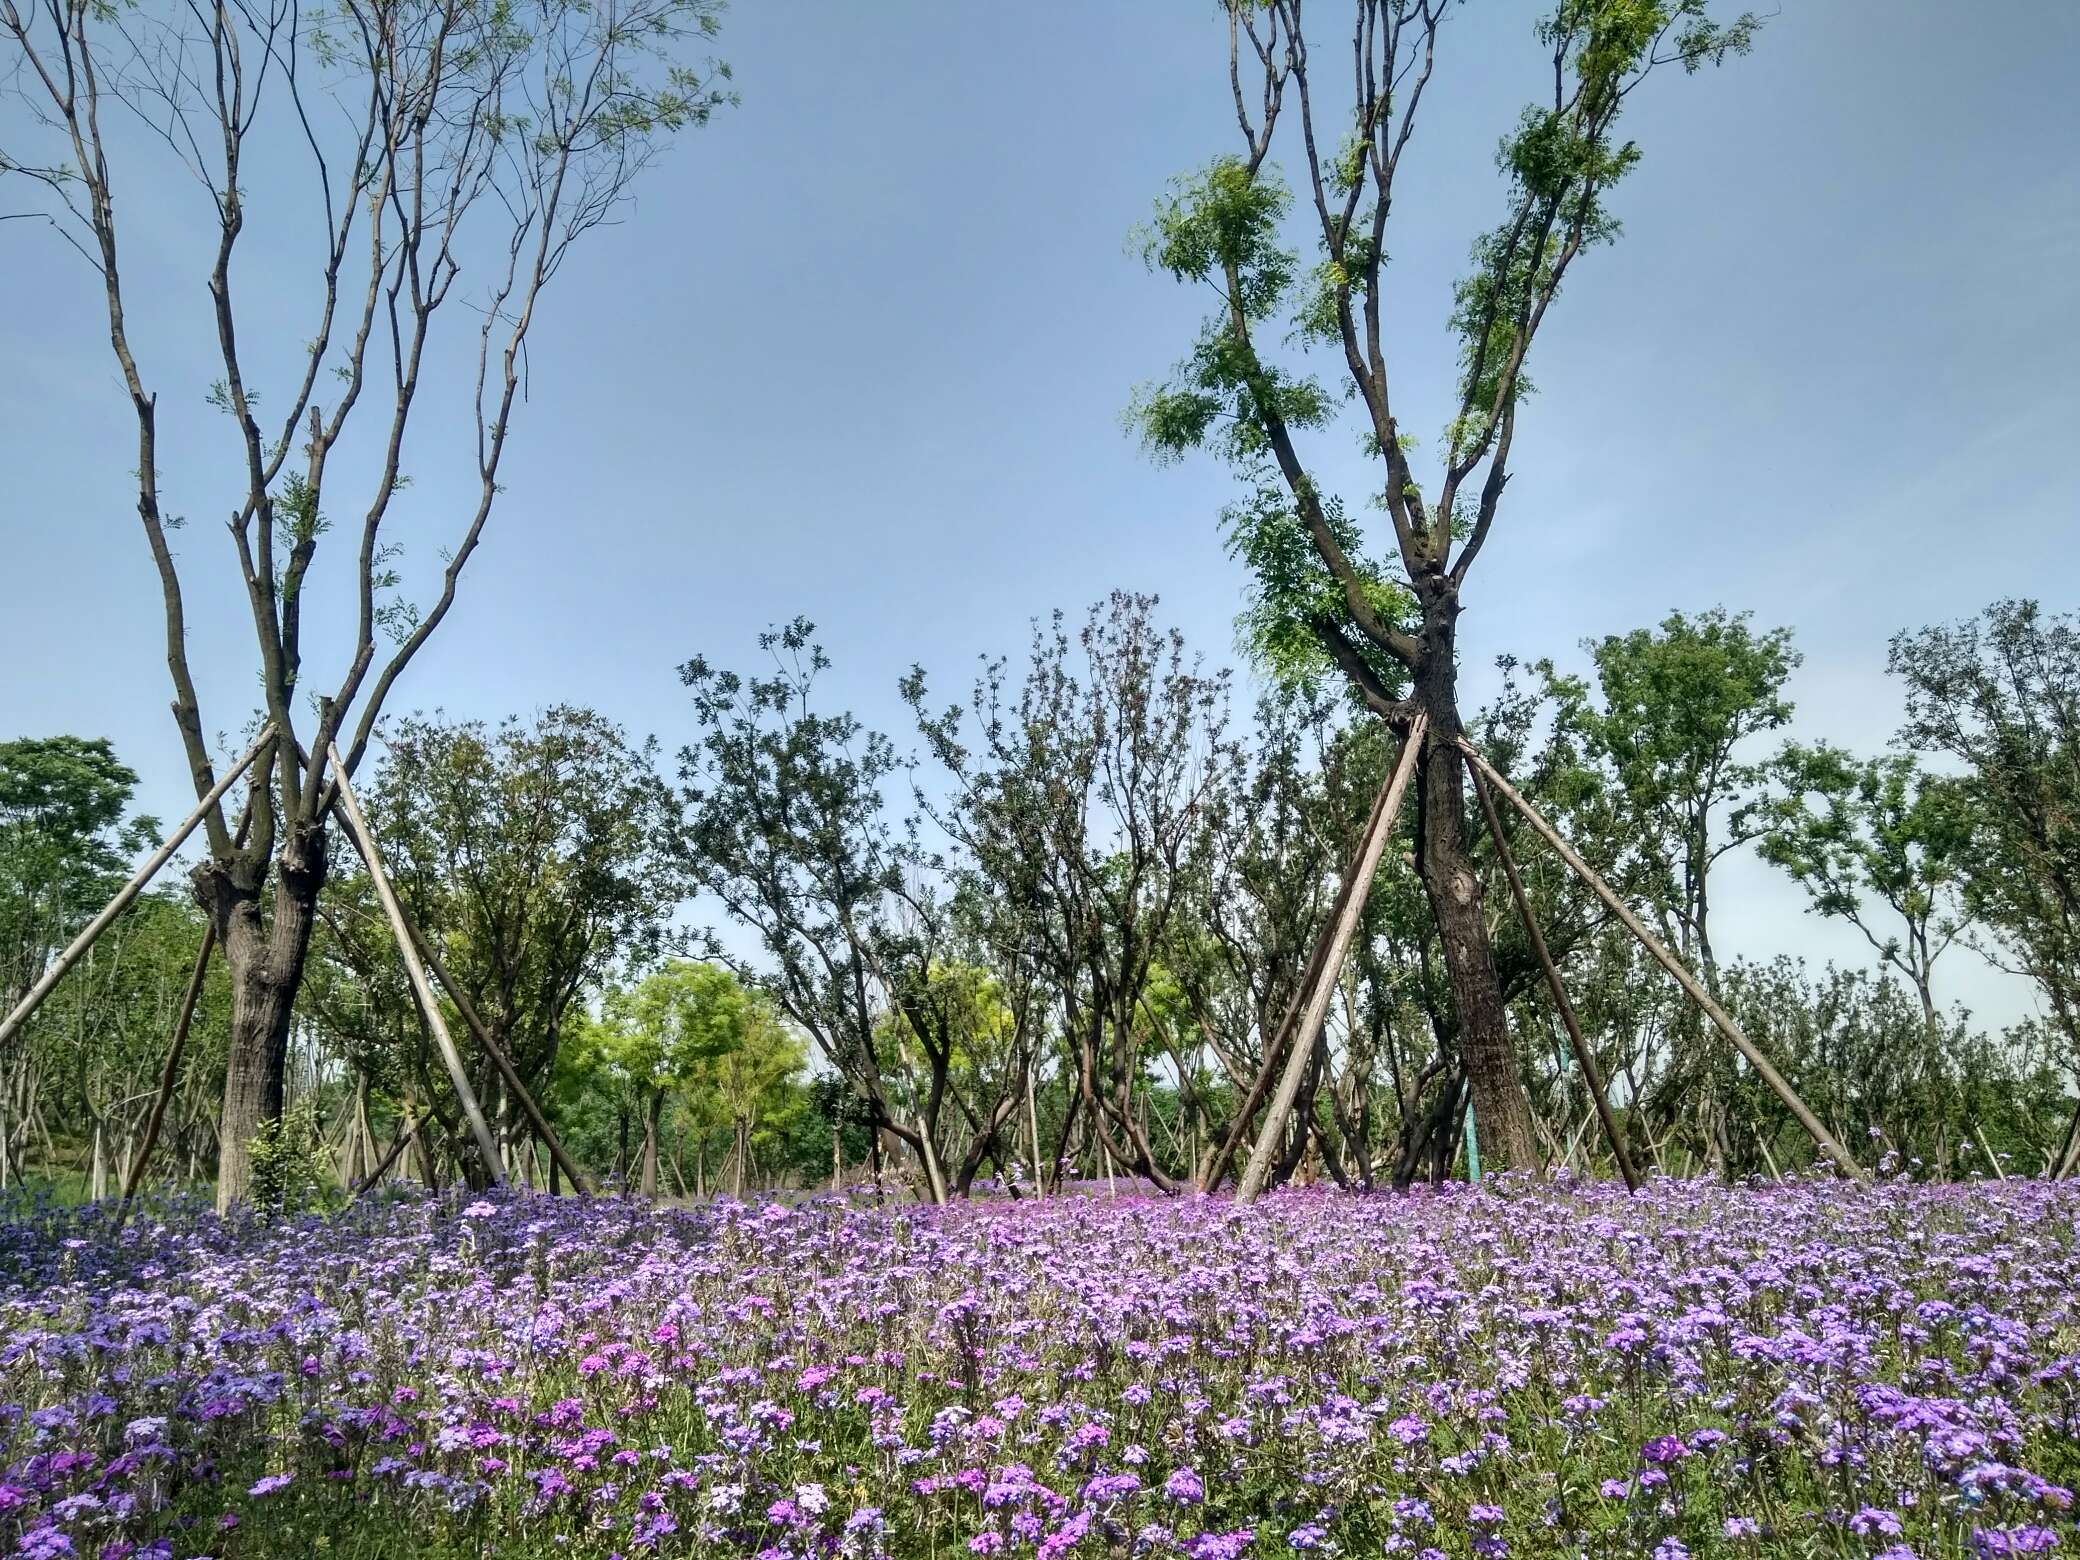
[0,1179,2074,1560]
[1163,1468,1205,1505]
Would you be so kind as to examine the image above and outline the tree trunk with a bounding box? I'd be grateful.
[1411,657,1540,1172]
[640,1090,662,1199]
[200,822,327,1212]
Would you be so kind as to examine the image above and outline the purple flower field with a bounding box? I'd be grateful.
[2,1179,2076,1560]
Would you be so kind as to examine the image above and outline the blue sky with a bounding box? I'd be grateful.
[2,1,2074,1029]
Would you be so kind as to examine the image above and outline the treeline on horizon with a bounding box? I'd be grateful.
[3,593,2074,1209]
[4,0,2074,1217]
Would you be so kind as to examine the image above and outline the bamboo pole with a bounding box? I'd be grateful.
[2051,1097,2080,1181]
[113,796,265,1230]
[1236,712,1427,1205]
[392,905,593,1195]
[1200,743,1397,1194]
[1753,1124,1786,1184]
[0,728,273,1052]
[1974,1122,2009,1183]
[917,1116,949,1205]
[326,744,505,1185]
[1458,739,1870,1186]
[1026,1062,1044,1196]
[351,1111,422,1201]
[1469,764,1643,1192]
[111,929,213,1228]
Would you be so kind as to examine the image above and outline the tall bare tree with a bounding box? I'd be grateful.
[1132,0,1757,1168]
[2,0,730,1205]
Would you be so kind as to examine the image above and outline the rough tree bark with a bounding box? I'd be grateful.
[197,823,326,1200]
[1410,646,1542,1171]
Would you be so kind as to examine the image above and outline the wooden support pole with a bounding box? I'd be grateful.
[1026,1062,1044,1196]
[1975,1122,2010,1183]
[0,728,273,1053]
[2052,1097,2080,1181]
[112,797,262,1230]
[1236,712,1427,1206]
[1200,731,1406,1195]
[1199,900,1346,1192]
[326,744,506,1186]
[351,1111,422,1201]
[392,906,593,1195]
[1469,763,1643,1193]
[1458,739,1870,1186]
[919,1118,948,1205]
[111,928,213,1229]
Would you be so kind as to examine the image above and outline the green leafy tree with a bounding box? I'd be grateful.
[1130,0,1757,1171]
[1548,610,1799,988]
[584,961,790,1199]
[13,892,228,1197]
[323,707,683,1181]
[1762,746,1970,1027]
[1720,958,2068,1181]
[0,736,156,1017]
[695,996,808,1199]
[1,736,164,1191]
[1889,600,2080,1167]
[1539,609,1796,1173]
[682,621,1008,1202]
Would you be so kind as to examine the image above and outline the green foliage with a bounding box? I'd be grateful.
[680,622,910,1099]
[1890,600,2080,1054]
[601,961,781,1096]
[1722,957,2068,1177]
[1546,609,1798,969]
[308,705,683,1159]
[0,735,157,1011]
[1446,1,1757,453]
[1132,140,1367,464]
[1762,746,1970,1008]
[1133,0,1762,713]
[558,961,811,1191]
[245,1095,333,1219]
[1219,480,1415,699]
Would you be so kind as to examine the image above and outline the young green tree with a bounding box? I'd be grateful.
[1,0,732,1208]
[338,707,684,1179]
[1889,600,2080,1166]
[1762,746,1969,1027]
[1537,609,1796,1174]
[0,736,156,1019]
[1130,0,1758,1170]
[1,736,164,1190]
[695,996,807,1199]
[591,961,785,1199]
[1549,609,1799,989]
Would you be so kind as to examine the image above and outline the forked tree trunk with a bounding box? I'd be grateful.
[1411,638,1541,1172]
[199,822,327,1212]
